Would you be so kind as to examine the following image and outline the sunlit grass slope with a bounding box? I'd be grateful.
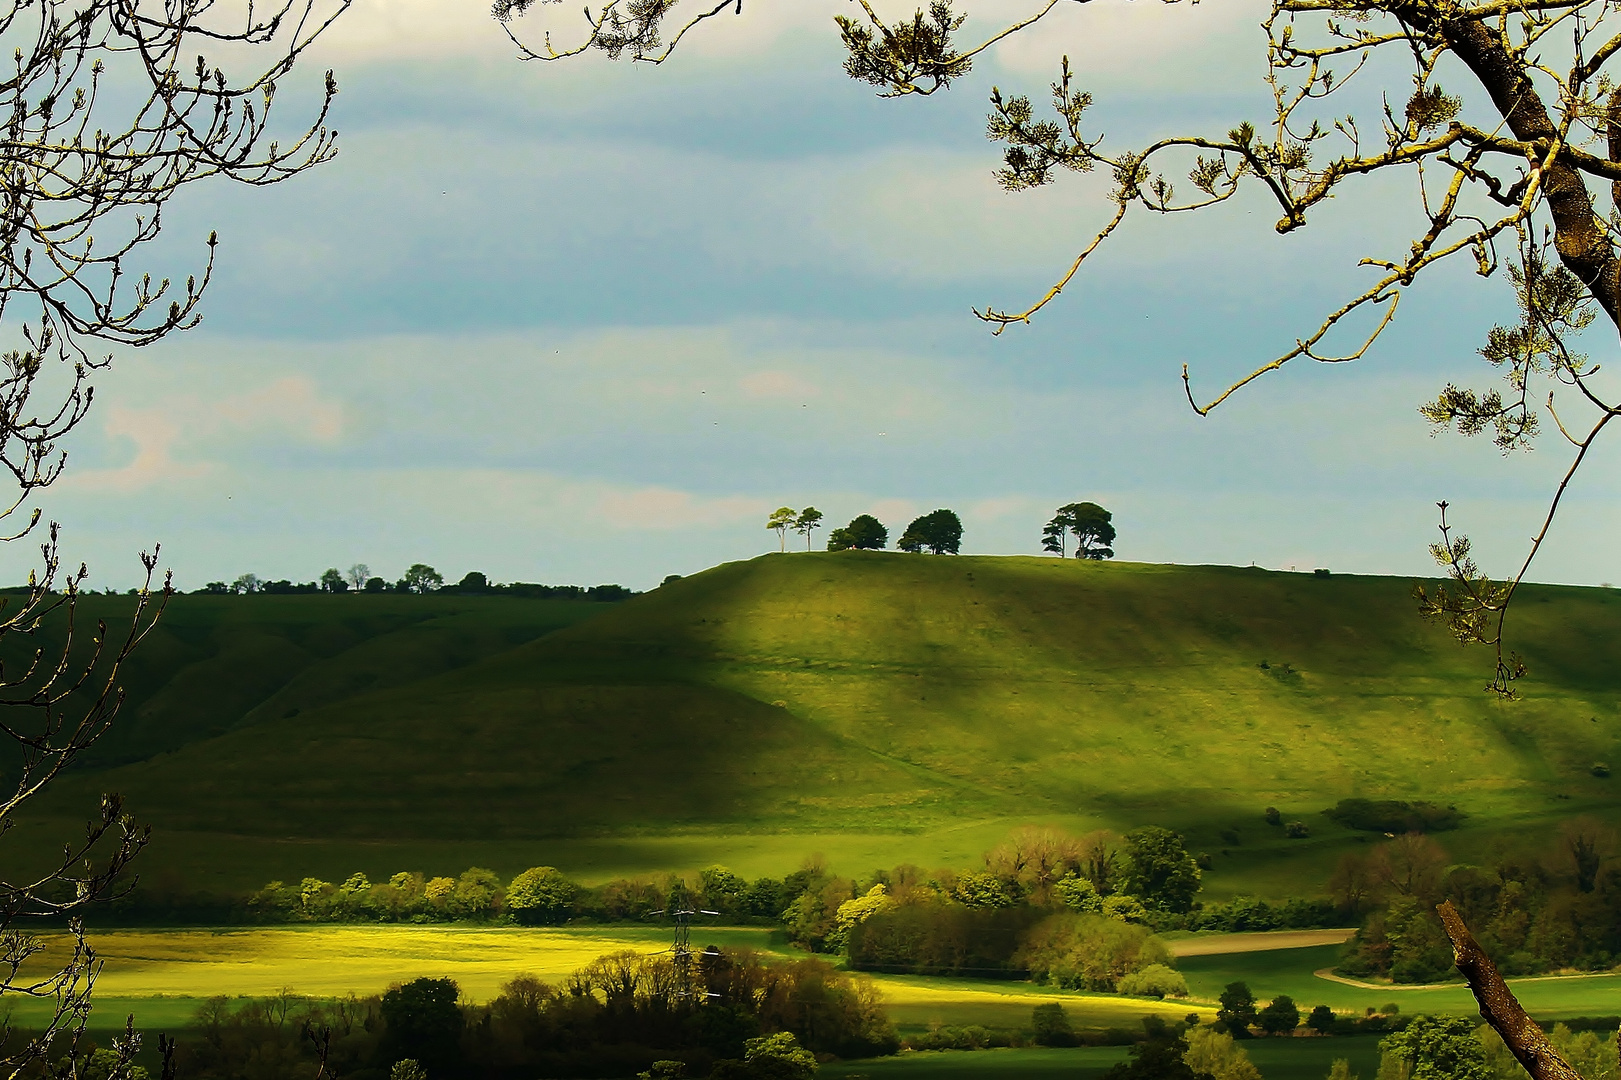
[31,555,1621,891]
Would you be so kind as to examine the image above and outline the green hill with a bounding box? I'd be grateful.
[18,555,1621,897]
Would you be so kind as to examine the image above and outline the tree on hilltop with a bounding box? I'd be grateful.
[898,509,962,554]
[1044,502,1116,560]
[401,564,444,594]
[828,514,888,551]
[320,568,348,593]
[766,506,796,552]
[793,507,824,550]
[347,563,372,592]
[496,0,1621,694]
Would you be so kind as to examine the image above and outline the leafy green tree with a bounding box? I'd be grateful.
[391,1062,427,1080]
[457,570,488,591]
[401,564,443,594]
[1044,502,1116,560]
[767,507,796,552]
[365,576,388,593]
[1031,1002,1075,1046]
[381,977,463,1074]
[1377,1016,1493,1080]
[793,507,824,550]
[1119,826,1202,913]
[232,573,261,594]
[1308,1005,1337,1035]
[741,1031,817,1080]
[450,866,502,918]
[950,869,1016,908]
[1054,874,1103,913]
[897,509,963,554]
[320,568,348,593]
[1258,994,1300,1035]
[698,865,749,914]
[506,866,579,925]
[827,514,888,551]
[1217,981,1258,1036]
[1184,1026,1263,1080]
[1102,1027,1198,1080]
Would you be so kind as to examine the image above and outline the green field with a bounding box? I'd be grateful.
[1179,944,1621,1019]
[14,555,1621,895]
[2,924,1209,1035]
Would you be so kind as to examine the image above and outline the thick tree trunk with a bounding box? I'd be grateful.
[1438,16,1621,329]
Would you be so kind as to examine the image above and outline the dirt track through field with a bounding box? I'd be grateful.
[1167,929,1358,957]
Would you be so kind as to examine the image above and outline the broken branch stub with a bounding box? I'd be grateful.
[1436,900,1584,1080]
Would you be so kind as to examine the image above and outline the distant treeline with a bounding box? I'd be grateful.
[188,567,636,602]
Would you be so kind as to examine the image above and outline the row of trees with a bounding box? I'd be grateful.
[138,951,886,1080]
[768,501,1115,558]
[191,566,635,601]
[766,508,966,554]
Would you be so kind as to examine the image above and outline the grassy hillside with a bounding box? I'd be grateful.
[20,555,1621,894]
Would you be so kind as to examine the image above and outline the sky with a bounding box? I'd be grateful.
[9,0,1620,592]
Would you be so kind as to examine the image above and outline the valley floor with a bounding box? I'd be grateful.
[13,927,1621,1040]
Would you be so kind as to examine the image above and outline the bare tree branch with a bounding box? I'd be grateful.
[1437,900,1584,1080]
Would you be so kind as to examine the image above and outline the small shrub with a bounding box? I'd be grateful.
[1264,807,1283,826]
[1219,829,1241,845]
[1117,964,1188,999]
[1197,852,1215,870]
[1314,568,1331,577]
[1285,821,1310,839]
[1593,762,1611,778]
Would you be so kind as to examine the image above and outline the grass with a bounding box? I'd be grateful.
[12,555,1621,896]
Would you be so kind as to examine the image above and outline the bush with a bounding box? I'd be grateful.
[1116,963,1188,999]
[1017,913,1175,992]
[1285,821,1310,838]
[1264,807,1283,826]
[1592,762,1611,778]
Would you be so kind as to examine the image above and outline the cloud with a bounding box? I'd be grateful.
[62,375,345,493]
[740,370,820,400]
[593,486,763,530]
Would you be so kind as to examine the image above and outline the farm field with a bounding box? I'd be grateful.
[14,555,1621,900]
[5,924,1211,1034]
[10,926,1616,1044]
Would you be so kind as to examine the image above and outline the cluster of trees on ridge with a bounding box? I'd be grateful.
[184,563,634,601]
[764,501,1117,558]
